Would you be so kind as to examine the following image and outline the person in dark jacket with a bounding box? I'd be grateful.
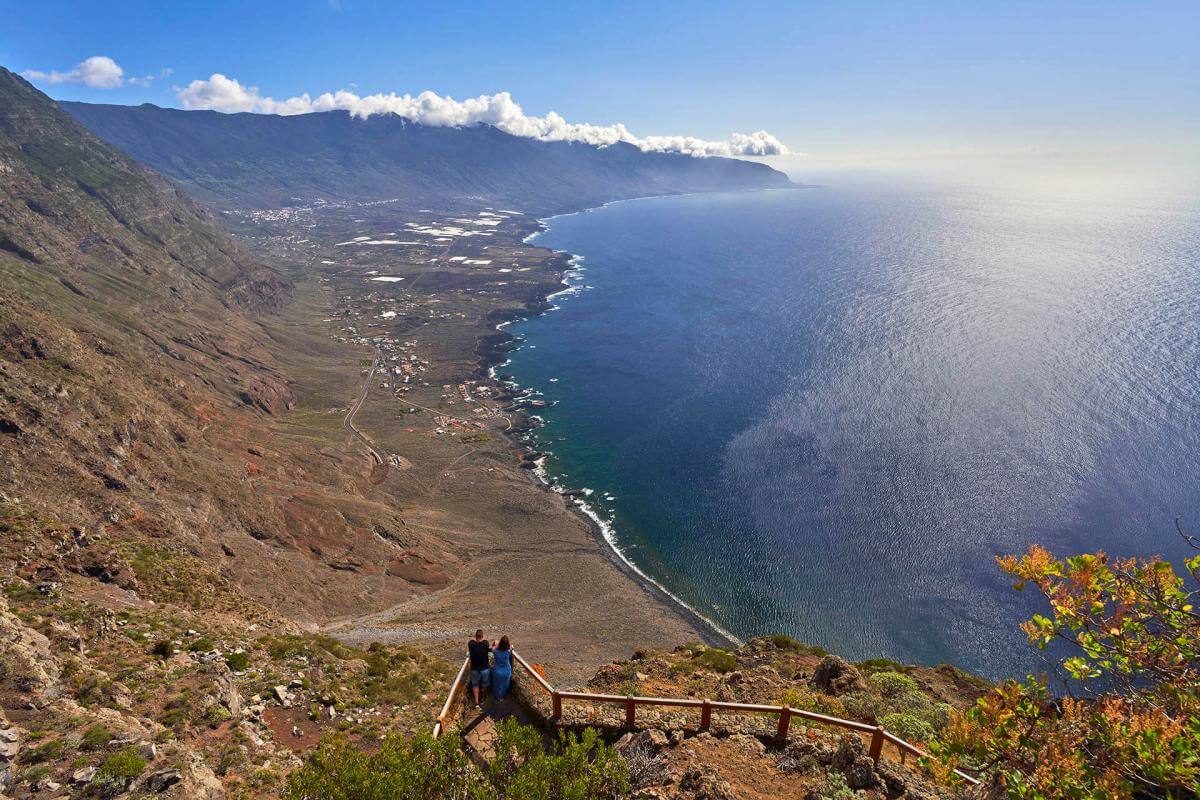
[468,629,491,708]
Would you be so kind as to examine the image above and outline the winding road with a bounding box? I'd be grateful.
[344,347,385,466]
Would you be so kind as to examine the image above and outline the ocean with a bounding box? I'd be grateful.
[503,178,1200,678]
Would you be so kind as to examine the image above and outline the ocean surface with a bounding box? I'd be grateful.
[504,178,1200,679]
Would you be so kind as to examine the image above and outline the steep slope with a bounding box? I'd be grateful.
[61,101,793,212]
[0,67,459,625]
[0,66,474,798]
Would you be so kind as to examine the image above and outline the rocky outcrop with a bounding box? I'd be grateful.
[240,376,295,415]
[812,655,866,696]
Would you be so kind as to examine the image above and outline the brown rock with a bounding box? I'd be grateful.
[239,376,294,415]
[811,655,866,696]
[832,734,881,791]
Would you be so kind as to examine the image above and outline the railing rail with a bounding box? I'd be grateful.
[432,656,471,739]
[432,649,978,787]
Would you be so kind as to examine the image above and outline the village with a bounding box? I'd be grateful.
[231,200,571,467]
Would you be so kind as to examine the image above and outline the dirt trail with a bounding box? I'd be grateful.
[343,347,385,466]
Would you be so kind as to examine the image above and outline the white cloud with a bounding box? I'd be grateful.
[23,55,125,89]
[176,74,789,157]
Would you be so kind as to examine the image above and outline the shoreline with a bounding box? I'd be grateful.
[480,194,766,648]
[288,196,728,678]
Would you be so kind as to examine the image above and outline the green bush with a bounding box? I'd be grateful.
[868,670,918,698]
[96,746,147,781]
[20,737,65,764]
[780,688,846,718]
[840,691,890,723]
[187,637,214,652]
[284,720,628,800]
[23,764,52,784]
[80,724,113,750]
[225,651,251,671]
[811,772,855,800]
[857,658,909,675]
[767,634,825,655]
[693,648,737,673]
[881,712,935,743]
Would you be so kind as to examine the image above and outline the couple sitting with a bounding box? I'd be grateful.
[467,629,512,708]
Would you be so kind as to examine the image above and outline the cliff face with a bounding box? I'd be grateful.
[61,101,794,213]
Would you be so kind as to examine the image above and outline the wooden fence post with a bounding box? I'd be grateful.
[625,697,636,728]
[700,699,712,731]
[776,706,791,739]
[552,691,562,720]
[869,727,884,764]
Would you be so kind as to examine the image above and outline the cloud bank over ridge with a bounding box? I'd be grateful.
[176,73,789,158]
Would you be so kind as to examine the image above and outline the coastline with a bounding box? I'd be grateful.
[268,197,729,681]
[480,187,824,649]
[487,195,765,648]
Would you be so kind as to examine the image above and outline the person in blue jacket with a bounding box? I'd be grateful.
[490,635,513,700]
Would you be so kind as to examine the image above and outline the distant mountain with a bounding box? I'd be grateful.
[62,101,794,212]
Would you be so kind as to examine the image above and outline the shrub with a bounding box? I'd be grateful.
[80,724,113,750]
[23,764,52,784]
[224,651,251,671]
[928,527,1200,798]
[868,671,918,698]
[693,648,736,673]
[810,772,855,800]
[780,688,846,718]
[857,658,909,674]
[20,737,66,764]
[881,712,935,743]
[766,634,826,656]
[96,746,146,781]
[890,692,951,730]
[488,720,628,799]
[840,692,889,723]
[187,636,214,652]
[284,720,628,800]
[150,640,173,659]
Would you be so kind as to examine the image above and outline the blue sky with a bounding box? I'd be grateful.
[5,0,1198,174]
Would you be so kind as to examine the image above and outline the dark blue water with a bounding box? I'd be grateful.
[505,180,1200,678]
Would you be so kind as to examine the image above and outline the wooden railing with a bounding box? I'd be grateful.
[432,649,978,786]
[432,656,471,739]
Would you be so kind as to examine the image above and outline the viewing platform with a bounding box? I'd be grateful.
[433,649,979,787]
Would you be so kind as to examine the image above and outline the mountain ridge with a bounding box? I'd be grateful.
[61,101,794,213]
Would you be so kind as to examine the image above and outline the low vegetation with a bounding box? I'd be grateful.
[284,720,628,800]
[928,524,1200,799]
